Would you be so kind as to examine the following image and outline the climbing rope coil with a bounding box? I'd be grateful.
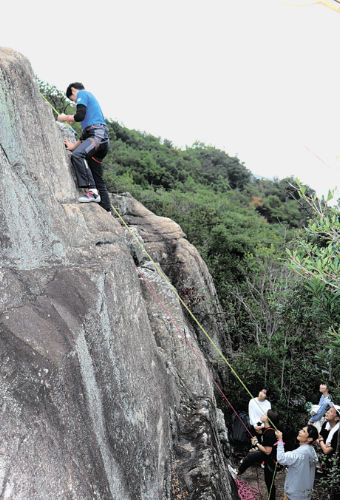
[236,479,261,500]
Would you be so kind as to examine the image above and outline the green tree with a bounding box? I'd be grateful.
[186,142,251,190]
[287,184,340,394]
[37,78,70,114]
[37,78,82,137]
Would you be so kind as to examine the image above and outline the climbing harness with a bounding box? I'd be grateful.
[251,428,278,500]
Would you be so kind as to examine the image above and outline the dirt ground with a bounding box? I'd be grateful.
[236,462,285,499]
[234,460,329,500]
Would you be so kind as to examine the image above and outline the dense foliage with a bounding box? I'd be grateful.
[288,188,340,496]
[103,119,313,226]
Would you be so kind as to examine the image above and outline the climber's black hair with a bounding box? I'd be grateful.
[66,82,85,98]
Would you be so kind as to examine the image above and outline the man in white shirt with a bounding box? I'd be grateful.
[249,387,271,433]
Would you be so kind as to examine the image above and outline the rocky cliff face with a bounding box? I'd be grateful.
[110,194,232,364]
[0,48,237,500]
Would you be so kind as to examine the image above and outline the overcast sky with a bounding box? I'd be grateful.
[2,0,340,200]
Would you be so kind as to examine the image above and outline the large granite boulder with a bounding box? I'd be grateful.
[110,193,232,367]
[0,47,236,499]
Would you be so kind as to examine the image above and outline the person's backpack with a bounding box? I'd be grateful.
[230,412,251,443]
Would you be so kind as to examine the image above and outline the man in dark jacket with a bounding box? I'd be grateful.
[58,82,111,212]
[228,409,279,500]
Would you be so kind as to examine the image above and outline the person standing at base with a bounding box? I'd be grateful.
[58,82,111,212]
[248,387,271,434]
[228,409,279,500]
[316,404,340,499]
[275,424,318,500]
[316,404,340,461]
[308,382,332,429]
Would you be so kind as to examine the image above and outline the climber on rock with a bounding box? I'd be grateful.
[57,82,111,212]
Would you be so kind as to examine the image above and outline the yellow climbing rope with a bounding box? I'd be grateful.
[283,0,340,13]
[40,93,77,135]
[111,202,278,430]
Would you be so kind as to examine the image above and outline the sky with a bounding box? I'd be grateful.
[2,0,340,201]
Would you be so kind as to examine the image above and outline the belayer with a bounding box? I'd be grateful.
[58,82,111,212]
[275,424,318,500]
[228,409,279,500]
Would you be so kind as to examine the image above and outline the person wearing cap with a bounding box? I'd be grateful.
[58,83,111,212]
[316,404,340,499]
[316,404,339,465]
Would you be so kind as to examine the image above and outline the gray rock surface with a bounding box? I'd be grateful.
[0,47,237,499]
[56,121,77,144]
[111,193,232,366]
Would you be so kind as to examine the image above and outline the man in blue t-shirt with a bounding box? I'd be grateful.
[58,82,111,211]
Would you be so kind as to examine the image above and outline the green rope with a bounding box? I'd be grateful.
[267,461,278,500]
[40,93,78,137]
[40,93,60,116]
